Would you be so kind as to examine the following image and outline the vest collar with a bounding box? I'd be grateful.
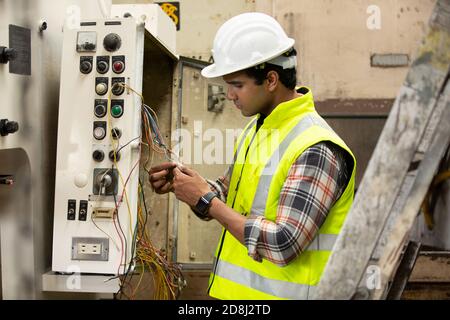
[258,87,316,128]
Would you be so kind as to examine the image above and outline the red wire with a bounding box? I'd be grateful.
[113,159,140,275]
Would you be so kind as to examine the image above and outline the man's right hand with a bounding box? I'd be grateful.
[149,162,178,194]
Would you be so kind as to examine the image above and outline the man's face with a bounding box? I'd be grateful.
[223,71,270,117]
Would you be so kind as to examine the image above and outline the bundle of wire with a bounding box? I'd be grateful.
[109,83,185,300]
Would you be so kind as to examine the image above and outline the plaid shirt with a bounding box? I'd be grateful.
[202,141,350,267]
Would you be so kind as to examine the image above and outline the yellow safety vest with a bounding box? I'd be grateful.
[208,87,356,300]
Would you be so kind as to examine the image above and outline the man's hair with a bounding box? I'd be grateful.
[244,48,297,90]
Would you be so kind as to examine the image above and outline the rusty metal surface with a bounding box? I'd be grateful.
[316,99,393,117]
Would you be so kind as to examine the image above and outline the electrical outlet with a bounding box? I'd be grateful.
[71,237,109,261]
[78,243,102,255]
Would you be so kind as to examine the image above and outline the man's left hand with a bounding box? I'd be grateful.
[172,166,211,207]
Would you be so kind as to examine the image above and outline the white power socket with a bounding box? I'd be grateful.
[77,243,102,255]
[71,237,109,261]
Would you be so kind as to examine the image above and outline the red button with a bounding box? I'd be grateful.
[113,61,124,73]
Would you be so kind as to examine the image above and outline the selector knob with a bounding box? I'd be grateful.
[0,119,19,136]
[96,173,112,188]
[96,83,108,95]
[111,128,122,140]
[109,150,121,162]
[112,83,124,96]
[97,60,109,74]
[103,33,122,52]
[94,104,107,118]
[92,150,105,162]
[80,61,92,74]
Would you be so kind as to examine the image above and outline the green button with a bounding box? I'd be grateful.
[111,105,123,117]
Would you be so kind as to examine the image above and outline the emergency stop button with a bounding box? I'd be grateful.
[104,33,121,52]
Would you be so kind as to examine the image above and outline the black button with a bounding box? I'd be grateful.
[92,150,105,162]
[103,33,122,52]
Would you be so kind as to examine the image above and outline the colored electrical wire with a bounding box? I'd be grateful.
[105,82,185,300]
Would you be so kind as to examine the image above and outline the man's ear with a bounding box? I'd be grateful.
[266,70,279,92]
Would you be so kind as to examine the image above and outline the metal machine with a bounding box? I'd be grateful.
[0,0,112,300]
[51,17,144,275]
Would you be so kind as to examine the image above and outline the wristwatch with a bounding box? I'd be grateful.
[194,191,217,218]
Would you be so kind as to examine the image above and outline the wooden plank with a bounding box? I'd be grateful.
[372,83,450,299]
[312,0,450,300]
[409,252,450,283]
[385,242,421,300]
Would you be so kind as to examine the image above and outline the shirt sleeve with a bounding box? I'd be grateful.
[244,142,349,266]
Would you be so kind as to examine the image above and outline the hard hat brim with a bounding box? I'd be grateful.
[201,39,295,79]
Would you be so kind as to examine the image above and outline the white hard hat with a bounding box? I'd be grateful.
[201,12,296,78]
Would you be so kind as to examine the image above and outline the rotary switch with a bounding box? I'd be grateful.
[97,60,109,74]
[111,128,122,140]
[80,61,92,74]
[109,150,121,162]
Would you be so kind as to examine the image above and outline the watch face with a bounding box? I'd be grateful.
[196,197,209,215]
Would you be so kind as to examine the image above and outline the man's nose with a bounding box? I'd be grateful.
[226,87,236,100]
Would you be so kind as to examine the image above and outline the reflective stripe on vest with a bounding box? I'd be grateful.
[251,114,333,216]
[213,233,338,299]
[215,259,317,300]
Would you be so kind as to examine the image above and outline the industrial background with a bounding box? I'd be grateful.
[0,0,449,300]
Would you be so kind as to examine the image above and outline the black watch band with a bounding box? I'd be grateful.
[194,191,217,218]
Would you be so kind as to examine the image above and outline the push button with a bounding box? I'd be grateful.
[111,104,123,118]
[113,61,124,73]
[96,83,108,95]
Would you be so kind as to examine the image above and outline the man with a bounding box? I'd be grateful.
[149,12,356,300]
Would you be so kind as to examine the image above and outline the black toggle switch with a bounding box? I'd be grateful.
[0,119,19,136]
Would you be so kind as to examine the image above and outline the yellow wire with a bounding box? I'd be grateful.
[107,82,183,299]
[107,85,136,273]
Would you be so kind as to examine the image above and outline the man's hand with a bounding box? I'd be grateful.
[149,162,178,194]
[172,166,211,207]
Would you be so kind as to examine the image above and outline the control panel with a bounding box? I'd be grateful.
[52,19,144,275]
